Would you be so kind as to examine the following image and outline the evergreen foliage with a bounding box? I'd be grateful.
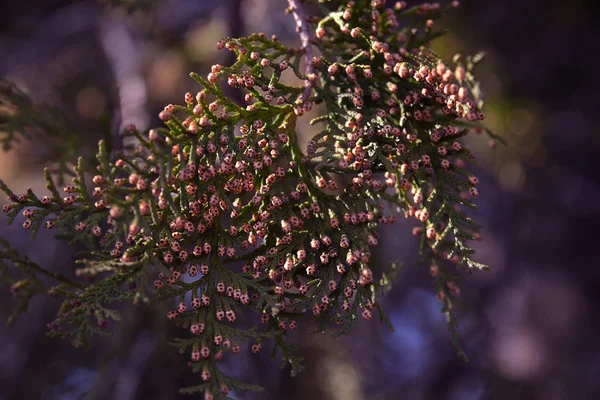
[0,80,87,183]
[0,1,501,398]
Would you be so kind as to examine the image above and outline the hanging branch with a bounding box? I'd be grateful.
[0,1,499,398]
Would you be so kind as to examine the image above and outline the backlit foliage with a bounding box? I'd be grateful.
[0,1,500,398]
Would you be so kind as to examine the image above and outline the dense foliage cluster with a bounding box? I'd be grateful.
[0,1,500,398]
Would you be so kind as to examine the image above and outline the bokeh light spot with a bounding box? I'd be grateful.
[76,87,107,118]
[498,160,526,191]
[506,108,533,136]
[492,328,545,380]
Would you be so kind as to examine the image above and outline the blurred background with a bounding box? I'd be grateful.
[1,0,599,399]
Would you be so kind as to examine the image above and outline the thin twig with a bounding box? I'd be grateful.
[24,258,83,288]
[287,0,315,103]
[0,249,83,289]
[226,0,246,105]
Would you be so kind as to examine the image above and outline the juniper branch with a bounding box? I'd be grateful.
[0,1,499,397]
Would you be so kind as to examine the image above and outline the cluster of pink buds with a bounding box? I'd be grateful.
[0,1,494,396]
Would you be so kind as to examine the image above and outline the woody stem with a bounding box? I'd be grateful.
[287,0,316,103]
